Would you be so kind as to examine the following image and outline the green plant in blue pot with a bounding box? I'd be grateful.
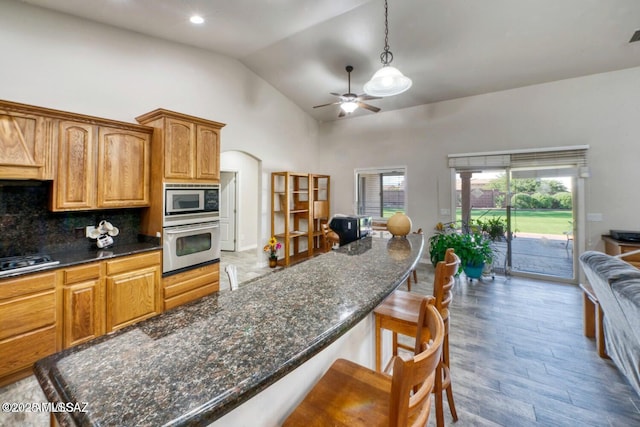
[429,228,493,278]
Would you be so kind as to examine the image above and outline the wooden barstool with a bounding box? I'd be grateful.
[321,223,339,250]
[283,297,445,427]
[406,228,423,291]
[374,248,460,427]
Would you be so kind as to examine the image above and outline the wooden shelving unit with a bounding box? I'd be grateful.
[271,172,330,266]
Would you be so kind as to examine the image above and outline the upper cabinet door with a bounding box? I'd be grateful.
[164,118,194,179]
[54,121,96,210]
[97,127,151,208]
[0,110,53,179]
[195,124,220,181]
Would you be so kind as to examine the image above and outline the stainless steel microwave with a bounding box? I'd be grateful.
[164,183,219,226]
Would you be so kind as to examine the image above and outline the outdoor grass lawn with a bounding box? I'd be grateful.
[456,208,573,236]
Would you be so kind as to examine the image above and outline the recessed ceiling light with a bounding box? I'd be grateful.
[190,15,204,24]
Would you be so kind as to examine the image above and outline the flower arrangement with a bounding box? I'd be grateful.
[263,237,282,260]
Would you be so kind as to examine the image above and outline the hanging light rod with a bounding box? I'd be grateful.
[363,0,412,97]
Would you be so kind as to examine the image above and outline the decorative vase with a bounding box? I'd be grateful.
[269,257,277,268]
[386,212,412,237]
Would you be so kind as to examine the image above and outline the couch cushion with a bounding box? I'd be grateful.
[579,251,640,283]
[611,277,640,344]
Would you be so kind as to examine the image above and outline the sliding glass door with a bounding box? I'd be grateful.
[507,168,575,280]
[455,167,577,282]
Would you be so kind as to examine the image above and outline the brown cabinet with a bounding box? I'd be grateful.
[97,126,151,208]
[162,263,219,310]
[0,271,58,387]
[52,123,151,211]
[105,252,162,332]
[0,100,55,180]
[54,121,96,210]
[136,109,224,182]
[62,262,104,348]
[136,108,225,238]
[603,236,640,268]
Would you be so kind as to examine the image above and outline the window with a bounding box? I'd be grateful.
[355,167,407,220]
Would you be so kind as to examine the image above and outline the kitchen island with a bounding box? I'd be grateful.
[35,234,424,426]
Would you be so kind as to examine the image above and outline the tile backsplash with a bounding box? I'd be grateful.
[0,181,143,257]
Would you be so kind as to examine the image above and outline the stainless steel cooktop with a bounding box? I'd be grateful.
[0,254,60,278]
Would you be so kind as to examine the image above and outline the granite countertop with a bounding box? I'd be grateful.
[35,234,424,426]
[0,240,162,280]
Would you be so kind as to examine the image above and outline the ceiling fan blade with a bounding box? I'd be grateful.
[330,92,343,97]
[358,102,381,113]
[313,101,340,109]
[338,109,346,118]
[356,94,383,101]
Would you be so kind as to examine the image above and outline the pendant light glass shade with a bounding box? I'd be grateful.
[340,101,358,113]
[364,0,411,97]
[363,65,412,97]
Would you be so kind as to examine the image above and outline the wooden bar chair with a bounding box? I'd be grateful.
[321,223,339,250]
[406,228,423,291]
[374,248,460,427]
[283,298,445,427]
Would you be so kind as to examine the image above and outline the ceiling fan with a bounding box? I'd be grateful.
[313,65,382,118]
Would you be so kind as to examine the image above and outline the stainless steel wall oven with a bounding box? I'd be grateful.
[163,183,220,275]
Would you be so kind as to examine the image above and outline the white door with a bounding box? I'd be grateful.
[220,171,237,251]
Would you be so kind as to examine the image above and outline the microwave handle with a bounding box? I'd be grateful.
[164,224,218,234]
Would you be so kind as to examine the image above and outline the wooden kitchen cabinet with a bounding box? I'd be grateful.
[0,271,58,387]
[54,120,96,210]
[0,100,56,180]
[195,124,221,181]
[97,126,151,208]
[136,109,224,182]
[62,262,104,348]
[162,262,219,310]
[52,122,152,211]
[105,251,162,332]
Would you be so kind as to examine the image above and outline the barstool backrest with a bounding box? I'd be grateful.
[389,298,444,427]
[433,248,459,321]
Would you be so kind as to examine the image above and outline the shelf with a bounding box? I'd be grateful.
[275,231,308,239]
[271,172,330,266]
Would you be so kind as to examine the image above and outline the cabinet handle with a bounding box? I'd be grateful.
[165,224,218,234]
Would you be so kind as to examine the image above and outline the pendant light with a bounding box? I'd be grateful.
[363,0,412,97]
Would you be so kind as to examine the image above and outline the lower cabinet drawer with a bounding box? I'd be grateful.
[0,325,56,377]
[0,291,56,341]
[163,263,219,310]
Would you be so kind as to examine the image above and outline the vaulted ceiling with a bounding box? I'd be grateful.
[19,0,640,122]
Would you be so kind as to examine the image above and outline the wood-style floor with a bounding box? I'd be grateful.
[2,257,639,426]
[408,263,640,427]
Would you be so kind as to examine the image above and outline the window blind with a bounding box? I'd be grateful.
[448,145,588,171]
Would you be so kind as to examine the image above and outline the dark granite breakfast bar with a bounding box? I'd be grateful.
[34,234,423,426]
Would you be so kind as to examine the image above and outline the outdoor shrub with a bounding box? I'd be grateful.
[511,193,534,209]
[553,192,572,209]
[532,193,554,209]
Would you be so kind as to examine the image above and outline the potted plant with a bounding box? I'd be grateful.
[429,227,494,278]
[474,216,507,242]
[263,237,282,268]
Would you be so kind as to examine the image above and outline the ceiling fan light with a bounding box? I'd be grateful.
[363,66,412,97]
[340,101,358,113]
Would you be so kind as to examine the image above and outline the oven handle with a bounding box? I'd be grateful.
[164,223,219,234]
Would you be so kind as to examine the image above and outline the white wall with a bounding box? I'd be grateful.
[0,0,319,246]
[318,66,640,253]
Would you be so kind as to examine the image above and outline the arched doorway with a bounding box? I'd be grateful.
[220,151,261,252]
